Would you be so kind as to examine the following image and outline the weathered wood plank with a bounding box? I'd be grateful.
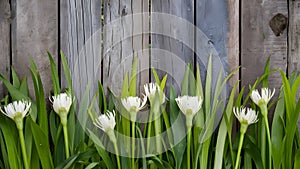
[132,0,150,93]
[60,0,102,98]
[241,0,288,119]
[103,0,124,96]
[151,0,194,94]
[227,0,239,87]
[288,0,300,131]
[0,0,11,97]
[288,0,300,75]
[196,0,229,77]
[11,0,58,97]
[103,0,150,96]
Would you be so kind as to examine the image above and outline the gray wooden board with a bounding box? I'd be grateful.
[227,0,239,87]
[289,1,300,75]
[103,0,150,96]
[0,0,11,97]
[288,0,300,132]
[151,0,194,95]
[196,0,229,73]
[10,0,58,98]
[241,0,288,119]
[60,0,102,99]
[241,0,288,90]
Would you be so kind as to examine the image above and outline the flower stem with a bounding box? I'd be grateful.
[108,130,121,169]
[113,142,121,169]
[186,115,193,169]
[62,124,70,158]
[234,124,247,169]
[264,115,272,169]
[154,111,162,157]
[261,120,266,168]
[18,129,29,169]
[187,127,192,169]
[132,121,135,169]
[261,105,271,169]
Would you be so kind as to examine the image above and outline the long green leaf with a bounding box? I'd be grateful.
[30,119,54,169]
[48,51,61,95]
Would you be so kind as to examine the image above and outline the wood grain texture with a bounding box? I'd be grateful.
[227,0,239,87]
[0,0,11,97]
[288,0,300,75]
[103,0,150,96]
[151,0,194,94]
[10,0,57,97]
[196,0,229,72]
[241,0,288,99]
[60,0,102,98]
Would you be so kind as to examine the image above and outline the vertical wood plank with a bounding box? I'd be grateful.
[0,0,11,97]
[241,0,288,101]
[288,0,300,75]
[103,0,123,95]
[196,0,229,75]
[11,0,58,97]
[132,0,150,93]
[288,0,300,131]
[60,0,102,98]
[103,0,150,96]
[227,0,239,87]
[151,0,194,94]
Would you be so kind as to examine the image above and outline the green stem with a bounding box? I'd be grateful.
[62,124,70,158]
[132,121,135,169]
[108,130,121,169]
[113,142,121,169]
[187,127,192,169]
[234,124,247,169]
[18,129,29,169]
[146,109,153,153]
[154,111,162,157]
[264,115,272,169]
[186,115,193,169]
[261,119,266,168]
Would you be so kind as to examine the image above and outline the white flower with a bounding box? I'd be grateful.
[51,93,72,114]
[121,95,147,112]
[175,95,203,117]
[144,83,166,103]
[94,110,116,132]
[0,100,31,120]
[251,88,275,106]
[233,107,258,125]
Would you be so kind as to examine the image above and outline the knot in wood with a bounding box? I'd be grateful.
[269,13,288,36]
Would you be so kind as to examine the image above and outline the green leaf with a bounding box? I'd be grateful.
[60,51,72,90]
[271,90,285,169]
[19,77,29,96]
[213,82,238,169]
[152,68,161,85]
[262,56,271,88]
[121,72,129,97]
[29,63,48,136]
[181,63,191,95]
[170,86,186,169]
[88,129,115,169]
[30,119,54,169]
[129,57,137,96]
[11,67,20,88]
[0,115,21,169]
[160,74,168,90]
[294,149,300,169]
[48,51,61,95]
[98,81,107,113]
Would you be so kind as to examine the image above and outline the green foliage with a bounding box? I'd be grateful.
[0,52,299,169]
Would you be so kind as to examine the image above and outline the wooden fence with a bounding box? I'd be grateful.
[0,0,299,109]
